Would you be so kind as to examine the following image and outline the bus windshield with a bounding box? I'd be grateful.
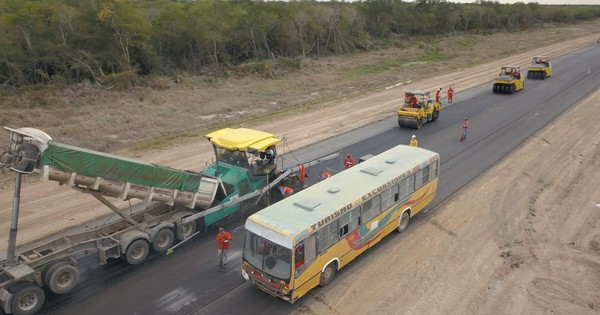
[243,230,292,281]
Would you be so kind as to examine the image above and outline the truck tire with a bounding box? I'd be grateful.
[45,262,79,294]
[8,282,45,315]
[152,228,175,253]
[176,219,197,241]
[125,239,150,265]
[319,262,337,287]
[397,211,410,233]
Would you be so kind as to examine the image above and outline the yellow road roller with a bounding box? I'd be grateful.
[397,90,441,129]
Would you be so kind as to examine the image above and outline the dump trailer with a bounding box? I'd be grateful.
[0,126,310,315]
[397,90,440,129]
[492,66,525,94]
[527,56,552,80]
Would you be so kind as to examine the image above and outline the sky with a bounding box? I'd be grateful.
[446,0,600,4]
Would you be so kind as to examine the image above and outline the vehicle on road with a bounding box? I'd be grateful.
[0,126,308,315]
[397,90,441,129]
[527,56,552,79]
[241,144,440,303]
[492,65,525,94]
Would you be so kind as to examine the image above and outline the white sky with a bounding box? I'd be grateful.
[446,0,600,4]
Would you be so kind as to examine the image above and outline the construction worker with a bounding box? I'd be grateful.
[343,153,355,169]
[447,87,454,103]
[279,185,294,197]
[319,170,332,180]
[435,88,441,103]
[216,228,234,268]
[406,94,418,107]
[461,117,470,141]
[410,135,418,147]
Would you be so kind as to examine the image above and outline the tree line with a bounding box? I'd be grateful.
[0,0,598,88]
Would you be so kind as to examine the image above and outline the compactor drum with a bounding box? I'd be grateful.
[397,90,440,129]
[492,66,524,94]
[527,56,552,80]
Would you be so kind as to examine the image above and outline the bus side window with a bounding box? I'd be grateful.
[372,195,381,213]
[295,236,317,277]
[350,206,361,230]
[361,199,374,222]
[429,160,438,179]
[399,175,415,199]
[415,165,430,189]
[381,187,396,211]
[318,222,338,252]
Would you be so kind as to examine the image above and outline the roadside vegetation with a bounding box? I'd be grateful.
[1,0,599,88]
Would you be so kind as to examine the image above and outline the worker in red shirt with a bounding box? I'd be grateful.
[447,87,454,103]
[435,88,441,103]
[216,228,234,268]
[343,153,355,169]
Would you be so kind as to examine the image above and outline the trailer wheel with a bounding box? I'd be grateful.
[125,239,150,265]
[319,262,337,287]
[176,219,197,241]
[8,282,45,315]
[152,228,175,253]
[45,262,79,294]
[397,211,410,233]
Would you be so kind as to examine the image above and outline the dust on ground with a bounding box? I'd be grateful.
[293,84,600,315]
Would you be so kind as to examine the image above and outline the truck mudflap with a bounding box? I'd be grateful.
[0,287,12,314]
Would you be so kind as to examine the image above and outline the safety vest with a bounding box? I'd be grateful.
[279,185,294,197]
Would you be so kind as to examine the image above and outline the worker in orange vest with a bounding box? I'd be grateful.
[447,87,454,103]
[435,88,441,103]
[279,185,294,197]
[343,153,355,169]
[320,170,332,180]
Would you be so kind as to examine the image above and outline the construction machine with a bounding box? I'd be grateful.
[527,56,552,79]
[0,126,334,315]
[492,66,525,94]
[397,90,441,129]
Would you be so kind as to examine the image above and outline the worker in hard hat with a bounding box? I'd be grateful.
[409,135,418,147]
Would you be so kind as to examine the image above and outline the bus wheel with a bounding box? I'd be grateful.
[8,282,45,315]
[397,211,410,233]
[319,262,337,287]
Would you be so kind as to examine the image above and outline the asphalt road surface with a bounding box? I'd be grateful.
[22,44,600,315]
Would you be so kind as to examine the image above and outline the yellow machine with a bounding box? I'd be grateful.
[492,65,525,94]
[527,56,552,79]
[397,90,441,129]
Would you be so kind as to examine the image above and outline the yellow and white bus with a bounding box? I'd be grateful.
[241,144,440,303]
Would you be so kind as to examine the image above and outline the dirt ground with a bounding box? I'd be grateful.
[295,78,600,315]
[0,21,599,314]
